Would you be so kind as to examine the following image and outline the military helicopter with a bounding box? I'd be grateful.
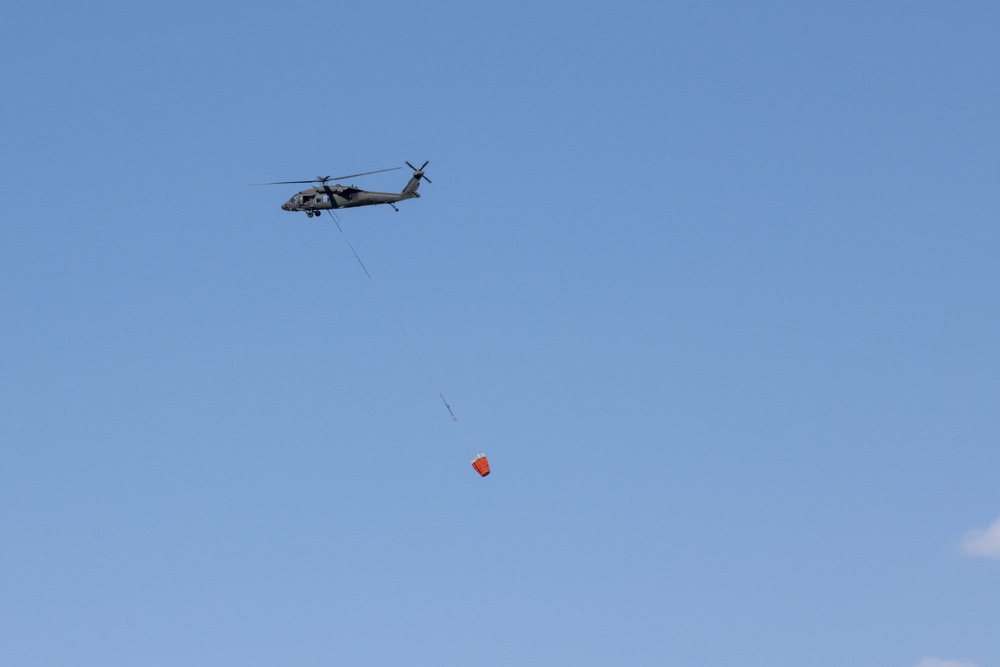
[252,161,431,217]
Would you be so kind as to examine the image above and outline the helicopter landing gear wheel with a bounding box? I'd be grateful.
[307,211,314,218]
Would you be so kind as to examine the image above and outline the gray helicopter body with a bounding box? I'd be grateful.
[259,162,431,218]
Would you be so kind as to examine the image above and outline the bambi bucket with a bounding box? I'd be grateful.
[471,453,491,477]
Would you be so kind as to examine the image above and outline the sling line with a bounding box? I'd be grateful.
[329,210,459,424]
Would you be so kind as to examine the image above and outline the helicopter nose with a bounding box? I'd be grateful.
[281,203,288,211]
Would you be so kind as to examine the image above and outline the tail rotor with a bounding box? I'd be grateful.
[405,160,432,184]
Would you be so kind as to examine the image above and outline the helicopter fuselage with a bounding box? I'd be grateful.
[265,162,429,218]
[281,184,417,214]
[281,176,420,217]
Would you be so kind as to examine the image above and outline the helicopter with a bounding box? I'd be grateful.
[252,161,431,217]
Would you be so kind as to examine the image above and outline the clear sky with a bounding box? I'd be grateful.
[2,2,998,666]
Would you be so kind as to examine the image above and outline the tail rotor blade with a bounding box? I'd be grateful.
[405,160,431,183]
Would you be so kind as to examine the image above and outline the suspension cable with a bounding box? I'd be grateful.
[328,210,474,442]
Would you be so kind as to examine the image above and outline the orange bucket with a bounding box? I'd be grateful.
[471,453,490,477]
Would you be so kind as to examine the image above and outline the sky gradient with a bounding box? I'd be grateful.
[2,2,999,665]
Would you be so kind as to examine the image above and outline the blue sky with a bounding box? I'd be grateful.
[2,2,998,665]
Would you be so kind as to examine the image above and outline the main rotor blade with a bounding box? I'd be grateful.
[330,166,403,181]
[249,166,403,187]
[248,180,319,186]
